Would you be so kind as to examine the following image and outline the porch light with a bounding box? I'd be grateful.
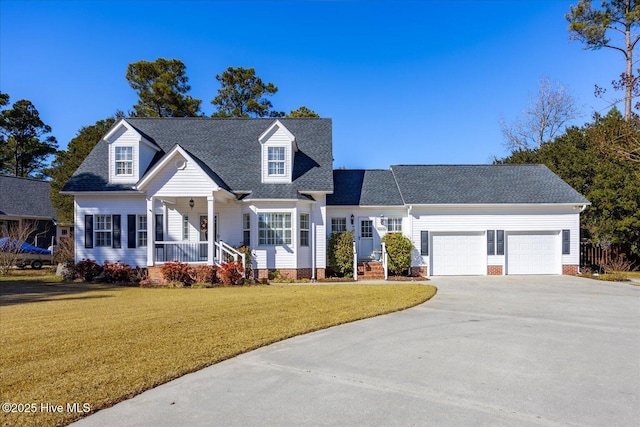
[189,198,194,209]
[350,214,354,225]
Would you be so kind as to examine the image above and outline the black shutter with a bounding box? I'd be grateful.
[487,230,495,255]
[128,215,136,248]
[155,214,164,241]
[420,231,429,256]
[112,215,121,248]
[497,230,505,255]
[562,229,570,255]
[85,215,93,248]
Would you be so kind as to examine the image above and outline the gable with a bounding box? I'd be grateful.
[104,120,160,186]
[259,120,297,184]
[136,145,220,197]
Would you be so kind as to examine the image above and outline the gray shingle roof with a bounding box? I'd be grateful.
[0,176,57,219]
[327,170,403,206]
[62,118,334,198]
[390,164,590,205]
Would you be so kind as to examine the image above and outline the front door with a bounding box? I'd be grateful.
[359,219,374,260]
[199,215,218,260]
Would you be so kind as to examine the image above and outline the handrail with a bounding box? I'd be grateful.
[353,240,358,281]
[381,242,388,280]
[215,240,247,278]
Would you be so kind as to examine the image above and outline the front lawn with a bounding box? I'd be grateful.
[0,278,436,426]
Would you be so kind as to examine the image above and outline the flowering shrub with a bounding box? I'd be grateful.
[190,265,218,284]
[160,261,192,285]
[218,261,245,285]
[102,261,133,283]
[74,259,103,281]
[130,267,149,285]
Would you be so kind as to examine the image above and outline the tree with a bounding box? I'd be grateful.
[286,106,320,118]
[0,92,9,107]
[126,58,202,117]
[588,108,640,161]
[500,77,580,151]
[497,109,640,255]
[48,116,117,223]
[0,220,41,275]
[211,67,282,118]
[567,0,640,120]
[0,99,57,177]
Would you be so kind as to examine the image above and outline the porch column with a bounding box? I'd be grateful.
[146,197,154,267]
[207,195,215,266]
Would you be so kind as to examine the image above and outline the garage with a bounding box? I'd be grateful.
[506,231,560,275]
[431,231,485,275]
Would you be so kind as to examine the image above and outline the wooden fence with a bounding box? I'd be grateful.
[580,242,639,271]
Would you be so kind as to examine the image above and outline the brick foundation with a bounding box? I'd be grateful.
[487,265,503,275]
[146,266,168,286]
[410,266,428,277]
[562,265,579,276]
[255,268,326,281]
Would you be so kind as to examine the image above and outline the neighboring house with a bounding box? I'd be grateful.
[61,118,589,278]
[0,175,57,249]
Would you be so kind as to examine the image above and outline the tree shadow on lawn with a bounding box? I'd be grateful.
[0,282,121,306]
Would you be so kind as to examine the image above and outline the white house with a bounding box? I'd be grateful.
[61,118,589,279]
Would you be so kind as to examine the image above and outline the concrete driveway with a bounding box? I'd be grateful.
[75,276,640,427]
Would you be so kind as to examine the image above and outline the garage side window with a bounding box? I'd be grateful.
[562,229,570,254]
[487,230,504,255]
[420,231,429,256]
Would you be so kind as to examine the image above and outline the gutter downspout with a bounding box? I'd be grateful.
[311,224,316,281]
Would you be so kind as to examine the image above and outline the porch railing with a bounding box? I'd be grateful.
[155,242,208,263]
[155,241,246,275]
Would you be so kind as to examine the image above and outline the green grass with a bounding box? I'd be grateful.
[0,276,436,426]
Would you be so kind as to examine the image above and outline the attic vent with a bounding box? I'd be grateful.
[175,159,186,170]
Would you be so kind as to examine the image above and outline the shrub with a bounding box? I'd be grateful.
[74,259,103,282]
[235,245,253,280]
[382,233,413,276]
[602,254,635,281]
[160,261,192,285]
[219,261,245,285]
[190,265,218,284]
[130,267,148,285]
[327,231,355,277]
[102,261,133,283]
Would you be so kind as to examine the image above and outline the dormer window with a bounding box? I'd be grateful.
[115,146,133,176]
[268,147,286,176]
[260,120,297,184]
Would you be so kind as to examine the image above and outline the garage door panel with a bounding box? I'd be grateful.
[432,232,485,276]
[507,231,559,275]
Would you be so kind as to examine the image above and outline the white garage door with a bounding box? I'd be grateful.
[432,232,485,276]
[507,231,560,275]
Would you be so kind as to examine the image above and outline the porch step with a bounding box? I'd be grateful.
[357,262,385,280]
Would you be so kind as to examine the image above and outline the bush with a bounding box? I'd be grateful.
[130,267,148,285]
[102,261,133,283]
[602,254,635,281]
[160,261,192,285]
[74,259,103,282]
[382,233,413,276]
[219,261,245,285]
[190,265,218,284]
[327,231,355,277]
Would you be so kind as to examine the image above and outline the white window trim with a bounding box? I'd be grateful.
[137,215,148,247]
[115,146,133,176]
[300,213,310,247]
[95,215,112,247]
[331,217,347,234]
[267,146,286,177]
[386,217,402,233]
[258,212,292,246]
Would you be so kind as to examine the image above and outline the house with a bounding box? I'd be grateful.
[61,118,589,279]
[0,175,57,249]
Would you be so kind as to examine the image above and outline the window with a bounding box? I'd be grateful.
[300,213,310,246]
[562,229,570,255]
[420,231,429,256]
[267,147,285,176]
[243,213,251,246]
[387,218,402,233]
[331,217,347,234]
[487,230,504,255]
[138,215,147,247]
[95,215,112,247]
[115,146,133,175]
[258,213,291,245]
[182,215,189,241]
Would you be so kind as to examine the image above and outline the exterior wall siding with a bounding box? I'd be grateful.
[75,195,148,267]
[145,153,215,198]
[409,205,582,273]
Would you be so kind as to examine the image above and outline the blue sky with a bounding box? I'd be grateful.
[0,0,621,169]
